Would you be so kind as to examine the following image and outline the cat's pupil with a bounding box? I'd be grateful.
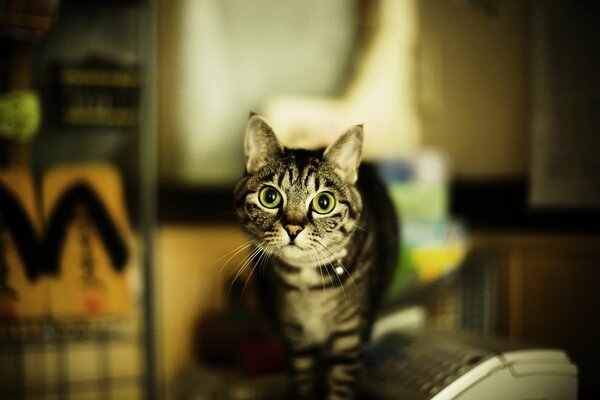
[318,195,329,210]
[266,190,277,203]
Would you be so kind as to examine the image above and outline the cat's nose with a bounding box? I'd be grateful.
[284,224,304,240]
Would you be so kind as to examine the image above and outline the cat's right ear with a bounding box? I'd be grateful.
[244,114,283,174]
[324,124,363,184]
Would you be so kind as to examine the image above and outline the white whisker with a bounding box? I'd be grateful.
[309,250,319,287]
[314,249,327,301]
[216,242,255,274]
[314,239,357,289]
[354,223,369,233]
[314,246,336,298]
[225,244,261,283]
[262,245,274,276]
[241,244,271,299]
[258,243,272,279]
[315,245,346,302]
[227,243,265,297]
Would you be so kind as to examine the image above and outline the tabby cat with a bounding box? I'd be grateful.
[234,114,399,400]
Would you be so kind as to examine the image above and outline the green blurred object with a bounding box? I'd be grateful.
[0,91,41,142]
[387,182,448,221]
[385,243,419,301]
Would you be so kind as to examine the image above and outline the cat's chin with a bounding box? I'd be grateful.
[276,244,347,268]
[276,244,311,266]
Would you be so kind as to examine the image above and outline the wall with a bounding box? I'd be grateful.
[159,0,532,181]
[418,0,530,178]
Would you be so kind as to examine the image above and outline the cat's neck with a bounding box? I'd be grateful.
[273,247,348,290]
[277,247,348,269]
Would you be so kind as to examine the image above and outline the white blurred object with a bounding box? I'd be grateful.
[372,306,427,340]
[415,149,447,183]
[264,0,420,159]
[164,0,358,185]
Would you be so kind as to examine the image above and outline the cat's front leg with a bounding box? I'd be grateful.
[288,346,320,399]
[325,327,365,400]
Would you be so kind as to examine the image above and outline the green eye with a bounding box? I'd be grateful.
[312,192,335,214]
[259,186,282,208]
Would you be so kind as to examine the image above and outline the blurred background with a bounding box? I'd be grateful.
[0,0,599,399]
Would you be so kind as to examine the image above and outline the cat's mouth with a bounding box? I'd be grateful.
[277,241,310,263]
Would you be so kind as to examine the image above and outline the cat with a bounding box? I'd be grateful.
[234,114,399,400]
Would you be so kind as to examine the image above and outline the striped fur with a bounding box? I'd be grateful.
[235,115,399,400]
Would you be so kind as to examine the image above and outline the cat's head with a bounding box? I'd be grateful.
[235,114,363,266]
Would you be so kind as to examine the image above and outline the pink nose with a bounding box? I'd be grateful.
[284,225,304,240]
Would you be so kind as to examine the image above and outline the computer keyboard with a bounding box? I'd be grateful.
[363,332,493,399]
[360,330,577,400]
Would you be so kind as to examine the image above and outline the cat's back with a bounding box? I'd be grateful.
[356,163,399,308]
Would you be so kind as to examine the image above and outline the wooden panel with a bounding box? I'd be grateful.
[157,224,249,396]
[521,249,600,346]
[521,249,600,399]
[472,231,600,399]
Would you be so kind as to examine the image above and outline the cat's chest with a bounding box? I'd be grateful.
[283,287,340,344]
[271,257,351,344]
[297,265,320,288]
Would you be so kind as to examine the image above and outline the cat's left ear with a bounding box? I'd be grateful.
[324,125,363,184]
[244,114,284,174]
